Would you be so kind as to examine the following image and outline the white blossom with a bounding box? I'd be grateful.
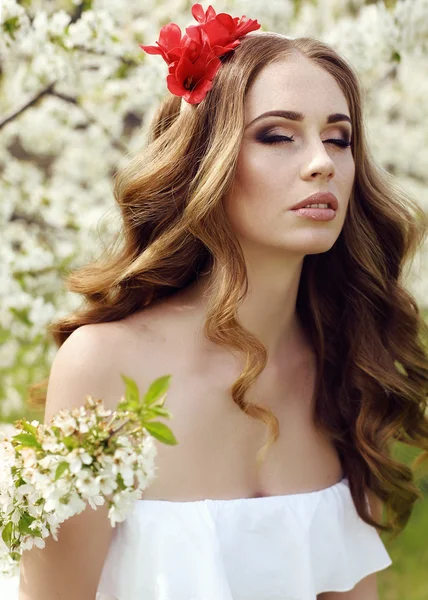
[0,384,163,579]
[108,488,143,527]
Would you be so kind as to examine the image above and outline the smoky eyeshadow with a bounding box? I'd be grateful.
[254,125,352,144]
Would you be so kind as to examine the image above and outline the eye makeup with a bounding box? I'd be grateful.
[255,128,352,149]
[257,133,352,148]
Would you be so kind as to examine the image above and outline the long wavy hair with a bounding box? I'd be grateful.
[30,33,428,540]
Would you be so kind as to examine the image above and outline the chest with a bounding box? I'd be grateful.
[138,351,343,501]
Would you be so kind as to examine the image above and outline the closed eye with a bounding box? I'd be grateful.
[259,134,352,148]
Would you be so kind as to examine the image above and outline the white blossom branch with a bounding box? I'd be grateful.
[47,89,128,153]
[73,45,140,68]
[0,81,57,131]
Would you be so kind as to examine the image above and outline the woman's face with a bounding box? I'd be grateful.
[224,54,355,257]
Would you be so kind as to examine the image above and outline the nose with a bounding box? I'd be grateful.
[300,139,335,181]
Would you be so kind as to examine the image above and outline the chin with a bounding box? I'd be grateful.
[281,231,341,254]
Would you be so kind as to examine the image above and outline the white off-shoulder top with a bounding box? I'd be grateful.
[95,476,393,600]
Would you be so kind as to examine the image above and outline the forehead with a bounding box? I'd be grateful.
[245,55,349,121]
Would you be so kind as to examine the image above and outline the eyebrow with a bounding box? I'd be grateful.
[246,110,352,128]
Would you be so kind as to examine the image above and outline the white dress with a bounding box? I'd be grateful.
[95,476,392,600]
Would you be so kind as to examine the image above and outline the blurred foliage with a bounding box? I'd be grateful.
[379,439,428,599]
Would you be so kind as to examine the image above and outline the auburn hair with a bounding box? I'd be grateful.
[29,33,428,541]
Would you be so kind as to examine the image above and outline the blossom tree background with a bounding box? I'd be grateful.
[1,0,428,423]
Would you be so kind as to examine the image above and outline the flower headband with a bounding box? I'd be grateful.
[139,3,261,105]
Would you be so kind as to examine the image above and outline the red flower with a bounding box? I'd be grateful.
[166,40,222,104]
[139,23,184,65]
[191,3,217,23]
[184,22,241,58]
[186,4,261,57]
[139,3,261,104]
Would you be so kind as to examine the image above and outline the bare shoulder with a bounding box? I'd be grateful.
[45,323,115,421]
[45,301,187,421]
[45,317,153,422]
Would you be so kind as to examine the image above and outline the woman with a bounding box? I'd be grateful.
[20,3,428,599]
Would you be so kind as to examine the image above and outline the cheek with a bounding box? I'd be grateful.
[339,157,356,191]
[234,146,289,194]
[337,150,355,174]
[223,176,280,241]
[350,159,356,182]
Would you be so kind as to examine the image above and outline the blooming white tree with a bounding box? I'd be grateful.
[1,0,427,421]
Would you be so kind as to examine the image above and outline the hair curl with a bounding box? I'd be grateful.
[30,33,428,541]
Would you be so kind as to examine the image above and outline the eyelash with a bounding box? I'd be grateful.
[259,134,352,148]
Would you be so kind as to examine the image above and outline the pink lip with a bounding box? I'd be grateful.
[290,192,338,211]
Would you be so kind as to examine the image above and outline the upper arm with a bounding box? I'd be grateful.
[316,490,383,599]
[19,324,126,600]
[317,572,378,599]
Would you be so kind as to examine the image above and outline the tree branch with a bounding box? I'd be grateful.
[47,89,128,152]
[0,80,128,154]
[70,1,89,25]
[0,81,57,131]
[73,45,140,68]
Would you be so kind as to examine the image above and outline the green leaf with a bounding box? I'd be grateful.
[116,472,126,491]
[143,375,171,407]
[147,407,171,418]
[3,17,20,37]
[18,514,35,536]
[62,436,78,450]
[142,408,160,421]
[142,405,173,422]
[9,551,21,561]
[9,307,32,326]
[31,528,42,538]
[2,522,13,548]
[12,433,42,449]
[22,421,38,437]
[144,421,177,445]
[120,374,140,408]
[114,63,130,79]
[55,461,70,481]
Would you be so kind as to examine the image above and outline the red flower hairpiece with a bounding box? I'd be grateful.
[139,3,261,105]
